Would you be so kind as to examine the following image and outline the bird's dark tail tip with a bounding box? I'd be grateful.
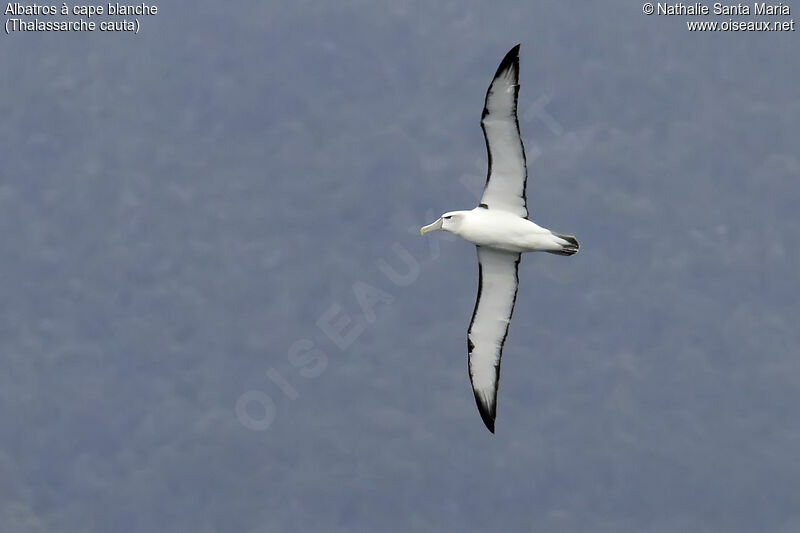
[549,233,579,256]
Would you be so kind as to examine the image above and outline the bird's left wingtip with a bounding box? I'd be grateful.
[506,44,521,59]
[493,44,521,80]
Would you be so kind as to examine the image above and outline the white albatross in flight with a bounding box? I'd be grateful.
[420,44,579,433]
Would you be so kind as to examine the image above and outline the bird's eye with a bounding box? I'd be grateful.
[443,216,452,220]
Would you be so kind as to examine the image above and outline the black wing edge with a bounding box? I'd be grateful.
[493,43,520,85]
[467,258,497,433]
[473,387,497,433]
[479,44,529,218]
[481,44,521,121]
[467,247,522,434]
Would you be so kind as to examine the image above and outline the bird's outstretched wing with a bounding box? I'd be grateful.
[468,246,521,433]
[480,44,528,219]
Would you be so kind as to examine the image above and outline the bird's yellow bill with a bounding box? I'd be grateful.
[420,218,443,235]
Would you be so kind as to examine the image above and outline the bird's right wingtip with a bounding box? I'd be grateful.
[473,389,497,434]
[480,412,495,433]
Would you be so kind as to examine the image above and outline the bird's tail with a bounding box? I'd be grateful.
[548,233,579,256]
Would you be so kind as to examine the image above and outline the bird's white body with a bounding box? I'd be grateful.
[419,45,578,433]
[442,208,571,254]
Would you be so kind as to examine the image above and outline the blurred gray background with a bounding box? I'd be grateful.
[2,1,799,532]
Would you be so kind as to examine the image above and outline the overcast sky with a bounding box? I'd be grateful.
[2,1,799,532]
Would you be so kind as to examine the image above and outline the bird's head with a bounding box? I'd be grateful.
[420,211,467,235]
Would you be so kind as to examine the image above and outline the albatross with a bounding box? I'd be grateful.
[420,44,579,433]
